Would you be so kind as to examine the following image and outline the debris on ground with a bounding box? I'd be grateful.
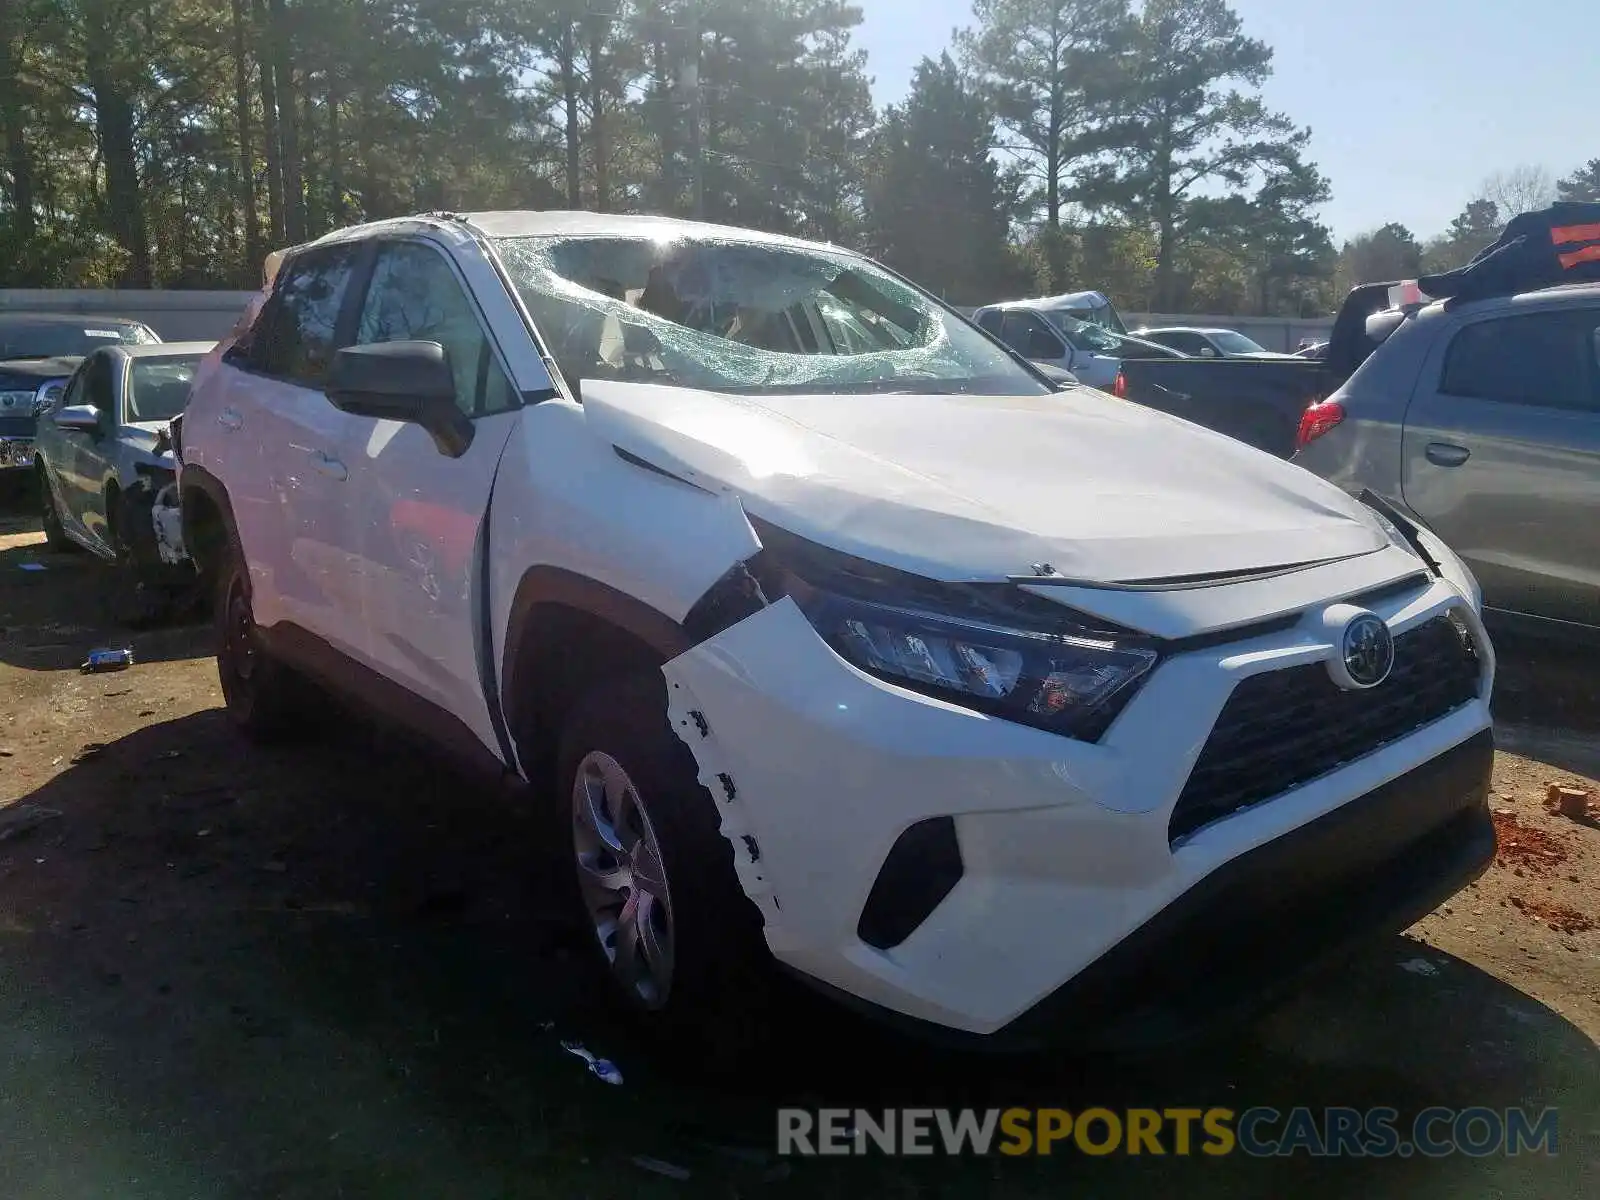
[1399,957,1441,976]
[80,647,134,673]
[1545,783,1595,821]
[1508,896,1596,935]
[0,805,63,843]
[1491,811,1571,875]
[630,1156,691,1181]
[70,743,109,764]
[561,1040,624,1085]
[17,562,45,572]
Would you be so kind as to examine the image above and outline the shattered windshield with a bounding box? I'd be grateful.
[491,234,1050,397]
[1046,313,1124,354]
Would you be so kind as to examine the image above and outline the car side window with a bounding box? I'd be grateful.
[1000,311,1065,360]
[1441,311,1600,411]
[975,310,1003,336]
[354,241,518,418]
[257,242,364,386]
[82,352,116,413]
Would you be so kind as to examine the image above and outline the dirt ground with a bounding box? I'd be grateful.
[0,496,1597,1199]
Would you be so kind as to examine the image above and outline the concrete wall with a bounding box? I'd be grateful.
[0,290,255,342]
[0,290,1339,354]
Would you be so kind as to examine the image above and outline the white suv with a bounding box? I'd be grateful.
[178,211,1497,1050]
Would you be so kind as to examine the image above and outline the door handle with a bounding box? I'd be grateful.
[309,450,348,481]
[217,407,243,431]
[1425,442,1470,467]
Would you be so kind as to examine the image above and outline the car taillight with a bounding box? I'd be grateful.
[1296,398,1345,450]
[1112,370,1127,399]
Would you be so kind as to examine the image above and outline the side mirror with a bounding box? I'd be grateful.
[1199,347,1218,358]
[55,404,103,435]
[326,341,473,457]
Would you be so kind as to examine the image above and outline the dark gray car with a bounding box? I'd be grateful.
[1294,282,1600,639]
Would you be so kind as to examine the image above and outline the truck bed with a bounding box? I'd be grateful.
[1117,357,1328,459]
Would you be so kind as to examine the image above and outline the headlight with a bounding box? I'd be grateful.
[750,521,1159,741]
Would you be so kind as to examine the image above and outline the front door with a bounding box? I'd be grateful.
[1402,305,1600,627]
[60,350,119,553]
[335,237,523,756]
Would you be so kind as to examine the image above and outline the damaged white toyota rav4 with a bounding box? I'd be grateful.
[177,212,1496,1049]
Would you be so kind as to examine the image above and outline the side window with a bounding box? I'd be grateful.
[1441,311,1600,411]
[258,242,364,386]
[354,241,518,418]
[82,352,116,412]
[1161,332,1208,356]
[975,310,1004,336]
[1000,311,1065,360]
[57,365,87,411]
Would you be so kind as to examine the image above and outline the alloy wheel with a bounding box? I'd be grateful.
[571,750,676,1009]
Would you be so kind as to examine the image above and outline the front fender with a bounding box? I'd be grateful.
[487,400,765,695]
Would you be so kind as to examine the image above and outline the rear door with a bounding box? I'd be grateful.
[334,237,523,754]
[1401,305,1600,625]
[240,239,370,649]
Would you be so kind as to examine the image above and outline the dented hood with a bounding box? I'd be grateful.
[579,380,1387,583]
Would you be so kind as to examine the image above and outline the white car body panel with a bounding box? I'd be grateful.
[577,378,1386,588]
[662,579,1493,1033]
[487,396,763,631]
[341,409,520,755]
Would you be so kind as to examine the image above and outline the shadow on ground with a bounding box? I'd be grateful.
[0,532,206,671]
[1,713,1595,1199]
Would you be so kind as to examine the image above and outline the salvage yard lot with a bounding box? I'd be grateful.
[0,504,1596,1198]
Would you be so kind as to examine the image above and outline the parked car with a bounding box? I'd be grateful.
[35,342,212,620]
[1138,326,1298,359]
[1118,204,1600,463]
[972,300,1186,391]
[178,211,1495,1053]
[0,314,162,477]
[1295,281,1600,641]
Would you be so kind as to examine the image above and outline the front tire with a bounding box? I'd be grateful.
[557,675,771,1056]
[215,541,311,742]
[38,466,74,552]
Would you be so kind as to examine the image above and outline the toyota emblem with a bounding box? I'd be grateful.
[1331,611,1394,690]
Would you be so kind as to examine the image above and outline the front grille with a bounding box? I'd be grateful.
[1170,615,1480,843]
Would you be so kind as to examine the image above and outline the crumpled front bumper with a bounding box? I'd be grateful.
[0,436,34,471]
[662,579,1495,1039]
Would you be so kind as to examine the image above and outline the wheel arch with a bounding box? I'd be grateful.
[178,465,237,595]
[501,566,694,790]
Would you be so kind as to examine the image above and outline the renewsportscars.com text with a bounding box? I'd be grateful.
[776,1106,1559,1158]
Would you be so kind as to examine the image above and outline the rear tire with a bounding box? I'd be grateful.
[38,466,74,552]
[556,675,773,1062]
[215,539,312,742]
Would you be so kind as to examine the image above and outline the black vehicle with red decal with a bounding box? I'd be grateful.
[1114,204,1600,458]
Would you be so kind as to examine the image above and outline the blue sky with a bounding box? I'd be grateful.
[854,0,1595,244]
